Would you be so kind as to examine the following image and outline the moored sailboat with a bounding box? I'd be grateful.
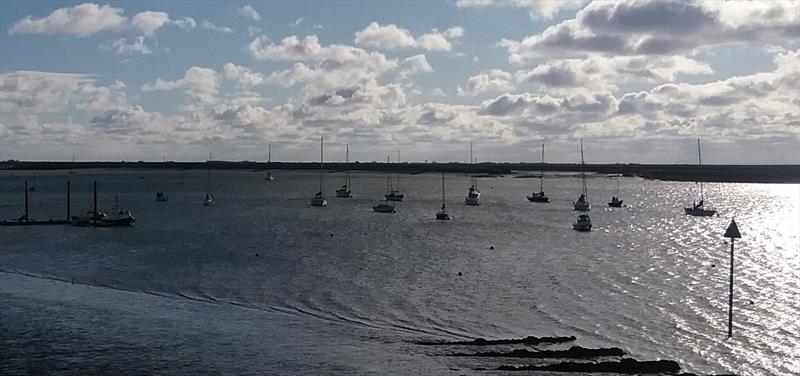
[266,144,274,181]
[608,174,623,207]
[336,144,353,198]
[310,136,327,207]
[384,154,404,201]
[573,140,591,211]
[436,173,450,220]
[464,143,480,206]
[527,143,549,203]
[684,138,716,216]
[203,154,214,206]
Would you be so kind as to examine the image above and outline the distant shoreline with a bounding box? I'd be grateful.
[1,161,798,184]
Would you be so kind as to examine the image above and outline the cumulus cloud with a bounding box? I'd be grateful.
[500,0,800,62]
[458,69,513,97]
[172,17,197,30]
[239,5,261,21]
[201,20,233,33]
[130,11,170,35]
[222,63,265,88]
[142,66,219,102]
[398,54,433,79]
[455,0,586,20]
[0,71,128,114]
[354,22,464,51]
[9,3,126,37]
[100,36,152,55]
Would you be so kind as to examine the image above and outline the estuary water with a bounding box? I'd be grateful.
[1,169,798,375]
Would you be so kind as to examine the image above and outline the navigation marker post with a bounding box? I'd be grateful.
[723,218,742,338]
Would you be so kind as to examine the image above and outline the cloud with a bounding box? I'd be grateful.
[455,0,586,20]
[142,66,219,102]
[290,17,304,27]
[354,22,464,51]
[9,3,127,37]
[172,17,197,30]
[100,36,152,55]
[0,71,128,114]
[201,20,233,33]
[222,63,265,88]
[131,11,170,35]
[513,55,712,92]
[500,0,800,62]
[239,5,261,21]
[398,54,433,79]
[458,69,513,97]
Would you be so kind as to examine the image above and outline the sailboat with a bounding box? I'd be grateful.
[608,174,623,207]
[336,144,353,198]
[203,153,214,206]
[384,152,404,201]
[265,144,274,181]
[573,140,591,211]
[684,138,716,216]
[373,155,396,213]
[310,136,327,207]
[156,190,168,202]
[464,143,480,206]
[436,173,450,220]
[573,214,592,231]
[527,143,549,203]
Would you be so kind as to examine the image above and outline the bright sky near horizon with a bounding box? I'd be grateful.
[0,1,798,163]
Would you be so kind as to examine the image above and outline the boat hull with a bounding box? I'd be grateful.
[310,198,327,207]
[385,193,404,201]
[573,202,591,211]
[372,204,395,213]
[608,200,623,207]
[435,211,450,220]
[335,189,352,198]
[573,223,592,231]
[685,207,716,216]
[464,196,480,206]
[527,194,549,203]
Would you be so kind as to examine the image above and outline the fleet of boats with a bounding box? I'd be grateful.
[11,140,720,230]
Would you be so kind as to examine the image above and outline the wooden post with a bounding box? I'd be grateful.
[24,181,29,222]
[66,180,71,219]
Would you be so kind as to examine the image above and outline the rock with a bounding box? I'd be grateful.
[496,358,681,373]
[414,335,576,346]
[456,346,625,358]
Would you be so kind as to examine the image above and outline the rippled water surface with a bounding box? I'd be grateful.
[1,169,798,375]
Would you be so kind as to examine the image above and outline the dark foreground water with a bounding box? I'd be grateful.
[1,169,798,375]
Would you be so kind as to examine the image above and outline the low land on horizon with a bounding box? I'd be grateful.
[2,160,798,184]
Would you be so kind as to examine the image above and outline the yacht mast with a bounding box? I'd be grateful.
[580,140,588,197]
[319,136,324,194]
[539,143,545,193]
[697,138,704,201]
[345,144,350,188]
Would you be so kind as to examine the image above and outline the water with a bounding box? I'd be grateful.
[1,169,798,375]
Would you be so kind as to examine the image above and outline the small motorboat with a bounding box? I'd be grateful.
[573,193,591,211]
[527,191,549,203]
[156,191,168,202]
[310,192,327,207]
[608,196,623,207]
[203,193,214,206]
[573,214,592,231]
[372,202,395,213]
[95,208,135,226]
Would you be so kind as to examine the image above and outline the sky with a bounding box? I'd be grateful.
[0,0,798,164]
